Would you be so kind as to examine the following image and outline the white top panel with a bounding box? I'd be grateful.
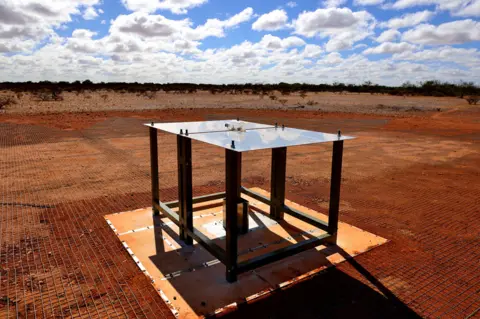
[146,120,274,135]
[147,119,354,151]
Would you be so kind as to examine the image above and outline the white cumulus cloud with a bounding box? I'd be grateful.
[380,10,435,29]
[121,0,208,14]
[293,8,374,37]
[293,8,375,51]
[454,0,480,17]
[323,0,347,8]
[391,0,480,17]
[252,9,288,31]
[259,34,305,49]
[323,52,343,64]
[376,29,401,42]
[354,0,384,5]
[110,8,253,42]
[83,6,99,20]
[393,46,480,68]
[364,42,416,54]
[0,0,100,52]
[402,19,480,45]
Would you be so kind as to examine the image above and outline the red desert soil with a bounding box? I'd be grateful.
[0,101,479,318]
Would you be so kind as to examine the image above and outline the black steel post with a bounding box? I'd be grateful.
[225,149,241,282]
[327,140,344,243]
[177,135,193,245]
[150,127,160,216]
[270,147,287,220]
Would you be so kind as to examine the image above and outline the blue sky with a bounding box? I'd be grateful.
[0,0,479,85]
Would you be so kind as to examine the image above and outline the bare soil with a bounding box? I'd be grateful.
[0,95,479,319]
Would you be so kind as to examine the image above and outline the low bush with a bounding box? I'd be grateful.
[0,96,16,109]
[144,91,157,99]
[466,96,479,105]
[33,89,63,101]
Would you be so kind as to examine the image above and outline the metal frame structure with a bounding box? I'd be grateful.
[148,123,345,283]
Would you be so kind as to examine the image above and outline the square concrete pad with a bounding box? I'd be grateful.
[105,188,388,318]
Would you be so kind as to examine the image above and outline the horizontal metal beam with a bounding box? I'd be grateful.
[154,201,180,227]
[240,187,271,205]
[154,200,226,264]
[241,187,329,232]
[283,205,329,232]
[165,191,226,208]
[237,233,332,274]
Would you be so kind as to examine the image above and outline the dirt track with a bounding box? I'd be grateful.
[0,102,479,318]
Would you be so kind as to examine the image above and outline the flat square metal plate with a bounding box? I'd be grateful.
[146,120,355,152]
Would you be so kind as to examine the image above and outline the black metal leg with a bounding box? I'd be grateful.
[177,136,193,245]
[270,147,287,220]
[327,140,344,244]
[150,127,159,216]
[225,149,241,282]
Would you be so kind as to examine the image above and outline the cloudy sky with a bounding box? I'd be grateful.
[0,0,479,85]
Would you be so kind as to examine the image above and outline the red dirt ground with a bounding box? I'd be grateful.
[0,106,479,319]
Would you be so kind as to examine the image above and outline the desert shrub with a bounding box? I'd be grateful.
[34,89,63,101]
[292,105,305,109]
[101,94,108,101]
[269,95,277,101]
[431,91,446,97]
[209,89,217,95]
[0,80,477,99]
[36,90,51,101]
[278,99,288,106]
[0,96,16,109]
[144,91,157,99]
[406,106,422,112]
[188,88,197,94]
[299,92,307,99]
[466,96,479,105]
[15,92,23,99]
[306,100,318,106]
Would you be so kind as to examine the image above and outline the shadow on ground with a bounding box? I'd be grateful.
[147,201,419,319]
[223,252,421,319]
